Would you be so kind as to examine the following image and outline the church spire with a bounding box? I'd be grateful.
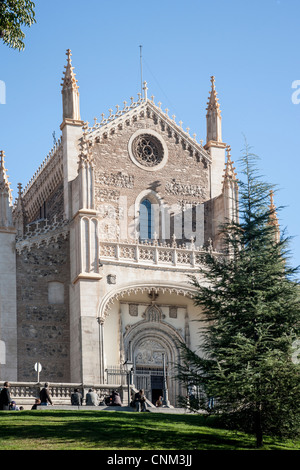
[206,76,222,144]
[222,146,239,224]
[13,182,27,236]
[0,150,12,202]
[268,190,280,243]
[223,146,238,187]
[205,76,227,198]
[61,49,81,122]
[0,150,13,227]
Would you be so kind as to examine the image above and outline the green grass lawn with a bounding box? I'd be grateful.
[0,410,298,451]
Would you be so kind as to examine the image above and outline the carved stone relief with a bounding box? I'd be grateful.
[169,306,178,318]
[165,178,206,199]
[142,305,165,322]
[129,304,139,317]
[135,339,165,366]
[95,170,134,189]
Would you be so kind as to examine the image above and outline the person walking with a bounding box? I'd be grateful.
[0,382,11,410]
[39,383,53,406]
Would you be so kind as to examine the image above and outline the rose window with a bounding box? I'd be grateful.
[131,134,164,167]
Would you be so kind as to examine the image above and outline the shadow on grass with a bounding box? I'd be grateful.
[0,410,259,450]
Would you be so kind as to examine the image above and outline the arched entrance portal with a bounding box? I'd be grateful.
[133,338,168,405]
[124,304,183,406]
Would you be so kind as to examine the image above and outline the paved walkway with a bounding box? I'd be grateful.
[35,405,190,413]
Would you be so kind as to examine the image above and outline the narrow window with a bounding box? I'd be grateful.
[140,199,152,240]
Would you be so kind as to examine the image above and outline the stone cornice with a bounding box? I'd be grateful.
[72,272,103,284]
[60,118,85,130]
[204,140,227,150]
[72,208,98,219]
[0,226,17,234]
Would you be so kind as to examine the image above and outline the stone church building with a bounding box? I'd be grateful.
[0,50,238,406]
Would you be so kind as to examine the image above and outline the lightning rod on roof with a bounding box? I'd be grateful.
[139,45,143,97]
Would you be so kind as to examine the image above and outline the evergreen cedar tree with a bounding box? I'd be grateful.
[177,144,300,448]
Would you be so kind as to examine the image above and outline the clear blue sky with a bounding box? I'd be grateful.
[1,0,299,272]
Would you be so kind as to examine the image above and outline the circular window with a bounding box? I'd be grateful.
[128,129,168,171]
[132,134,164,167]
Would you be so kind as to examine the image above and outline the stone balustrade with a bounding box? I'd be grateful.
[5,382,126,408]
[100,238,220,270]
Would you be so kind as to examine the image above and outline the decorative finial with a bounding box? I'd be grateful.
[0,150,5,167]
[268,190,280,242]
[270,190,276,210]
[66,48,72,63]
[206,75,220,114]
[148,289,159,302]
[223,146,238,184]
[172,233,177,247]
[143,81,148,100]
[61,48,79,99]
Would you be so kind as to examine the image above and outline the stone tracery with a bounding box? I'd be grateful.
[131,134,164,167]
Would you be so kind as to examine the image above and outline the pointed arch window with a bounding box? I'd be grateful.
[140,198,153,240]
[136,190,163,242]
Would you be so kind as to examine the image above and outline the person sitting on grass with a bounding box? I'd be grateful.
[9,401,19,411]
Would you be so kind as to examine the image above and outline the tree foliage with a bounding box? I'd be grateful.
[178,143,300,447]
[0,0,36,51]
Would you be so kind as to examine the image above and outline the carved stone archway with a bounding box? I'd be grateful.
[123,304,184,406]
[98,281,196,320]
[97,282,196,404]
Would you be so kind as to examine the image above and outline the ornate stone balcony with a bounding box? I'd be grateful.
[99,237,220,271]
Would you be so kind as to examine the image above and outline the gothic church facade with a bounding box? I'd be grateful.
[0,50,238,405]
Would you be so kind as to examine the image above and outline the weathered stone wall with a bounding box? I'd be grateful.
[16,235,70,382]
[92,111,211,245]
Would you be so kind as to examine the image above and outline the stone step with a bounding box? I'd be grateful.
[32,405,188,413]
